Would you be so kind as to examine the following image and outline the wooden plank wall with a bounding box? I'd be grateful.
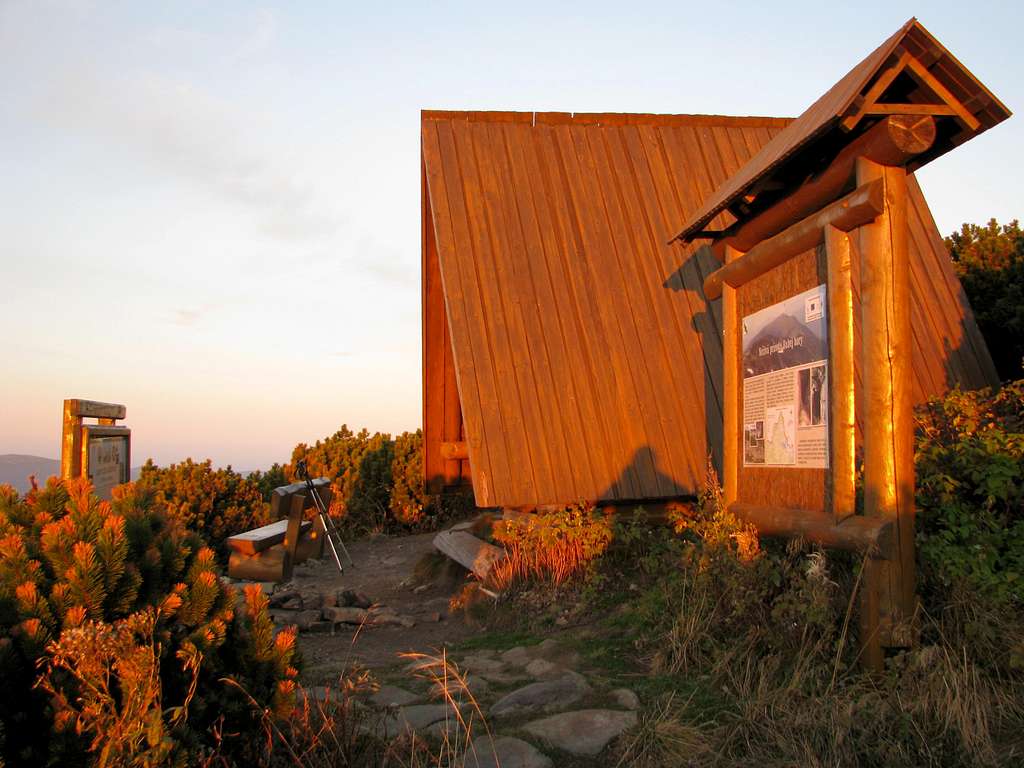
[421,111,998,509]
[422,158,470,494]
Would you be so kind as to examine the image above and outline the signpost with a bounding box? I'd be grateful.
[61,399,131,500]
[672,19,1010,668]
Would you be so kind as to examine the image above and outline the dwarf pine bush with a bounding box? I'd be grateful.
[0,478,296,766]
[136,459,271,558]
[288,425,428,533]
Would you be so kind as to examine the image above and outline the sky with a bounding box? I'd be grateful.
[1,0,1021,470]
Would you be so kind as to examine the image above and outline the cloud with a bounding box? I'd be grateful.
[38,65,342,244]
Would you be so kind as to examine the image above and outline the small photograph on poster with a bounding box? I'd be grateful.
[798,363,827,427]
[764,405,796,465]
[744,420,764,464]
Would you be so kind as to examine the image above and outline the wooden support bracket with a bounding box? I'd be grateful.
[703,179,884,300]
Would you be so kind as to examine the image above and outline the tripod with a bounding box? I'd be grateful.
[296,459,354,574]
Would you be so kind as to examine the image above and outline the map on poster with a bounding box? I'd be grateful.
[742,284,829,469]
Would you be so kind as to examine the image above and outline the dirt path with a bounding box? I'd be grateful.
[289,531,479,682]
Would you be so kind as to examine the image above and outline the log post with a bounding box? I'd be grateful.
[721,245,743,505]
[856,157,916,660]
[824,226,856,521]
[61,399,83,480]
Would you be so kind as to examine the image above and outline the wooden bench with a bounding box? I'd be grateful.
[227,477,331,582]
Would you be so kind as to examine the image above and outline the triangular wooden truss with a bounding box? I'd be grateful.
[841,48,981,132]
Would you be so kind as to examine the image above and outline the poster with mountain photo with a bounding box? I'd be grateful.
[741,285,829,469]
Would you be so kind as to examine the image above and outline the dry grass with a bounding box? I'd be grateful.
[210,648,496,768]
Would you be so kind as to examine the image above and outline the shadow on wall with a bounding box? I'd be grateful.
[664,244,724,481]
[596,444,691,505]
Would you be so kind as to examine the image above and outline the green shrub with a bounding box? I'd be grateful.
[946,219,1024,380]
[136,459,270,557]
[390,430,425,526]
[915,381,1024,605]
[288,426,429,534]
[0,478,296,766]
[248,463,288,501]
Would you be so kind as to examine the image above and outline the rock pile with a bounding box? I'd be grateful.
[361,637,639,762]
[233,582,421,633]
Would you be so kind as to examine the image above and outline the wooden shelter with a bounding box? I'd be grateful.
[421,21,1005,512]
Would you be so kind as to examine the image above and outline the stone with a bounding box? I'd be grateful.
[430,673,490,702]
[323,606,369,624]
[474,669,528,684]
[369,685,420,708]
[462,736,552,768]
[381,703,460,738]
[524,658,561,679]
[338,589,373,609]
[611,688,640,710]
[413,583,431,594]
[373,612,416,628]
[269,588,300,608]
[460,654,506,676]
[301,591,324,611]
[523,709,638,756]
[428,611,443,623]
[278,595,304,611]
[321,591,338,608]
[500,646,533,667]
[294,609,323,631]
[269,609,299,625]
[489,672,591,718]
[535,639,560,657]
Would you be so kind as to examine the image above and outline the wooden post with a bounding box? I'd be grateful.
[856,157,916,658]
[721,245,743,504]
[61,399,83,480]
[281,493,307,582]
[825,226,856,522]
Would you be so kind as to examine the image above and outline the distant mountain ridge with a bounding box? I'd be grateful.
[0,454,143,495]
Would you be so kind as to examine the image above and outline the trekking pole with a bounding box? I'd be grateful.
[295,460,354,572]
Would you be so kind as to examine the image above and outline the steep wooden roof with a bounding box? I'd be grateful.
[674,18,1011,243]
[421,110,997,508]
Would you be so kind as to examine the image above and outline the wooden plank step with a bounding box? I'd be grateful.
[432,529,506,580]
[227,519,312,555]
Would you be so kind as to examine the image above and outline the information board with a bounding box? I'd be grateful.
[86,434,129,500]
[741,284,829,469]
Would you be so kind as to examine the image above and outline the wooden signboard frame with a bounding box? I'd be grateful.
[682,18,1011,668]
[61,399,131,501]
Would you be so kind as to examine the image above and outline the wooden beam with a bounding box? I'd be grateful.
[856,157,917,650]
[731,503,893,557]
[841,50,913,131]
[864,103,957,117]
[904,56,981,131]
[825,226,857,522]
[703,180,884,300]
[432,529,506,580]
[721,245,742,508]
[66,399,127,420]
[705,115,936,255]
[440,440,469,461]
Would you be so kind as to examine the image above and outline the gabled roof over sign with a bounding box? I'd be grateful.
[673,18,1011,243]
